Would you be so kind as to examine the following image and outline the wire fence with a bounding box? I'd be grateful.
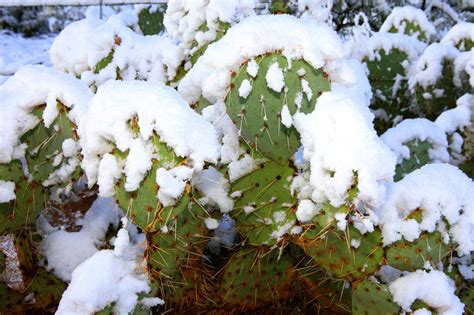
[0,0,167,6]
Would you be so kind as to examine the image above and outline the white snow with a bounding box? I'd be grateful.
[351,239,361,248]
[247,58,259,78]
[377,163,474,255]
[281,104,293,128]
[379,6,436,40]
[454,50,474,88]
[204,217,219,230]
[265,62,285,93]
[0,180,16,203]
[238,79,252,98]
[155,166,193,207]
[389,270,464,314]
[408,43,459,90]
[79,80,219,202]
[354,32,426,67]
[0,30,53,77]
[296,199,319,222]
[56,218,156,314]
[192,167,233,213]
[40,197,120,282]
[227,154,259,182]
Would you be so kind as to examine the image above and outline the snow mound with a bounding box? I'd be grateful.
[40,197,120,282]
[56,218,162,314]
[354,32,426,64]
[441,22,474,51]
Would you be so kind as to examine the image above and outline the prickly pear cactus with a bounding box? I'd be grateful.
[226,54,330,163]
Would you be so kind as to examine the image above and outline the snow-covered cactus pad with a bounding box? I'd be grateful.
[355,32,426,132]
[80,80,219,231]
[0,65,91,233]
[50,12,183,88]
[379,6,436,42]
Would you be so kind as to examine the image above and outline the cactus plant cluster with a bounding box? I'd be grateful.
[1,1,474,314]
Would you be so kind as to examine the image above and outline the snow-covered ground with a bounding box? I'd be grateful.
[0,30,55,84]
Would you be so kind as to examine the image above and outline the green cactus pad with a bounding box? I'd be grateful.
[114,134,181,232]
[22,104,80,185]
[230,161,296,246]
[459,284,474,314]
[95,50,114,74]
[0,161,45,234]
[138,5,166,36]
[295,226,384,281]
[386,232,455,271]
[226,53,330,163]
[217,247,295,308]
[147,200,209,279]
[297,260,352,313]
[395,139,431,181]
[365,49,413,134]
[352,279,400,314]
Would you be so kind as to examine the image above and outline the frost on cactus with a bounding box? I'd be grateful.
[357,33,425,133]
[379,6,436,42]
[50,12,183,88]
[0,66,91,233]
[381,118,450,181]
